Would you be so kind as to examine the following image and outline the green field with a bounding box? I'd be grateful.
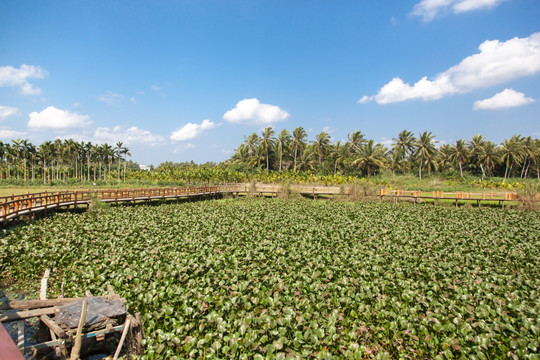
[1,199,539,359]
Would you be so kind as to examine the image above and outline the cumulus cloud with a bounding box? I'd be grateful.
[170,119,216,141]
[28,106,91,129]
[0,64,47,95]
[473,89,535,110]
[93,126,166,146]
[412,0,508,21]
[0,129,27,139]
[360,32,540,104]
[97,91,123,105]
[0,106,18,120]
[223,98,290,125]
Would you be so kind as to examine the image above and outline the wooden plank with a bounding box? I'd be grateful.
[25,325,124,352]
[3,294,125,310]
[40,315,66,338]
[40,269,50,301]
[0,307,59,322]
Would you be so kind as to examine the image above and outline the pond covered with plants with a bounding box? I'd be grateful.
[1,199,539,359]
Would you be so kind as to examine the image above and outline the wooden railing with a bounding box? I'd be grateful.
[0,184,530,223]
[377,189,524,208]
[0,186,219,222]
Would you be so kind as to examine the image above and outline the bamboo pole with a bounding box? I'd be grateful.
[70,299,87,360]
[112,319,131,360]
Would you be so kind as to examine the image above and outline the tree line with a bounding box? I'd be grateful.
[227,128,540,180]
[0,139,132,183]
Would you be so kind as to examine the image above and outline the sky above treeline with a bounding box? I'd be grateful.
[1,0,539,165]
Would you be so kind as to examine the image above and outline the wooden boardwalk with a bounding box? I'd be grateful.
[0,184,527,224]
[0,186,219,223]
[377,189,522,208]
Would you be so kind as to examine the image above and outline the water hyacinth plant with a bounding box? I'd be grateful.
[1,198,539,359]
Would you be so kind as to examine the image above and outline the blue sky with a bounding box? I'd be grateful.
[1,0,539,165]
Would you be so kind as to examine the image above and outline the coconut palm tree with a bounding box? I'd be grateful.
[348,130,366,155]
[260,127,275,172]
[449,139,469,178]
[478,141,501,177]
[437,144,453,173]
[500,135,524,179]
[277,129,292,172]
[122,145,131,182]
[414,131,438,179]
[115,141,124,182]
[351,139,386,177]
[468,134,487,179]
[297,144,317,172]
[314,131,331,169]
[520,136,536,178]
[0,141,4,180]
[292,127,307,172]
[330,140,349,174]
[39,141,54,183]
[392,130,415,172]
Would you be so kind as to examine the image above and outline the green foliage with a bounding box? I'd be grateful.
[87,193,110,212]
[2,200,539,358]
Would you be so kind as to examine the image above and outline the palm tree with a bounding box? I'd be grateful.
[292,127,308,172]
[468,134,487,179]
[500,135,524,179]
[351,139,386,177]
[296,144,317,172]
[39,141,54,183]
[449,139,469,178]
[260,127,275,172]
[414,131,438,179]
[28,143,37,181]
[122,146,131,182]
[437,144,453,173]
[53,139,63,181]
[520,136,536,178]
[330,140,348,174]
[0,141,4,180]
[83,142,94,181]
[115,141,124,182]
[392,130,416,172]
[314,131,331,169]
[348,131,366,155]
[478,141,501,177]
[277,129,292,172]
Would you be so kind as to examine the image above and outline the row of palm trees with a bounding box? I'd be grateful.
[228,128,540,179]
[0,139,131,183]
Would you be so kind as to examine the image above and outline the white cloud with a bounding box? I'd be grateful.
[97,91,123,105]
[173,143,196,153]
[412,0,507,21]
[151,85,161,92]
[0,129,27,139]
[453,0,507,13]
[0,106,18,120]
[0,64,47,95]
[223,98,290,125]
[130,97,136,104]
[473,88,535,110]
[94,126,166,146]
[322,126,336,134]
[360,32,540,104]
[170,119,216,141]
[28,106,91,129]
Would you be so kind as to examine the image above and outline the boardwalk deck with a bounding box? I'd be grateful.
[0,184,528,224]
